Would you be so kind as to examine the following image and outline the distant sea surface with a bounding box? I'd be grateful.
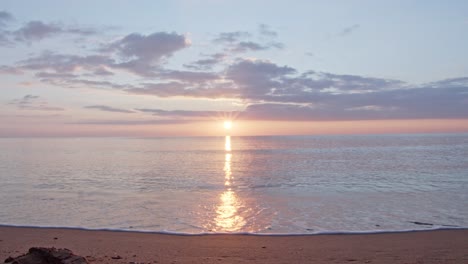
[1,134,467,234]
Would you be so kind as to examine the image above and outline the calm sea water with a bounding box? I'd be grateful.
[0,134,467,234]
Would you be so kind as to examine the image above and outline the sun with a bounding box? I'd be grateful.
[224,120,232,130]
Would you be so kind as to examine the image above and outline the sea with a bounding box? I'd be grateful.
[0,134,467,235]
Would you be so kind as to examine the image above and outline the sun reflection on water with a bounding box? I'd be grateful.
[214,136,246,232]
[224,135,231,152]
[224,153,232,186]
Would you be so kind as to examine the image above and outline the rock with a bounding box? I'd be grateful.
[111,255,122,260]
[4,247,88,264]
[410,221,433,226]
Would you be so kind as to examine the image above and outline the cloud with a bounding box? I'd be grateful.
[225,59,296,97]
[0,33,9,45]
[0,65,23,75]
[340,24,360,36]
[9,95,65,111]
[155,69,219,83]
[427,77,468,88]
[12,40,467,122]
[13,21,97,42]
[0,11,14,27]
[184,53,226,70]
[228,41,283,53]
[2,21,467,123]
[35,72,78,79]
[126,82,186,97]
[258,24,278,37]
[71,119,200,125]
[127,58,298,100]
[213,30,283,53]
[0,11,98,45]
[80,78,468,122]
[14,21,62,41]
[232,41,268,52]
[110,32,189,61]
[136,108,218,118]
[12,31,192,81]
[84,105,135,113]
[93,67,114,76]
[241,84,468,120]
[268,41,284,49]
[63,26,97,36]
[128,64,468,121]
[40,78,130,90]
[22,94,39,100]
[126,81,239,99]
[19,51,114,74]
[14,51,119,85]
[107,32,189,76]
[0,11,14,44]
[213,31,251,43]
[308,71,404,92]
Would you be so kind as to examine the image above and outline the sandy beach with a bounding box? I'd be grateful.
[1,227,467,263]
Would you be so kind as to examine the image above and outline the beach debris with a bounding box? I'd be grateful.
[4,257,14,263]
[4,247,88,264]
[410,221,433,226]
[441,224,459,227]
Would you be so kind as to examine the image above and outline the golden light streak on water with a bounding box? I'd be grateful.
[214,136,245,231]
[224,135,231,152]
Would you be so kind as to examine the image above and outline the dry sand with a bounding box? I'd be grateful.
[1,226,467,263]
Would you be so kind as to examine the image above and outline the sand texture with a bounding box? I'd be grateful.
[1,227,467,263]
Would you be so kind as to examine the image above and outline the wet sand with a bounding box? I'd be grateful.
[1,226,467,263]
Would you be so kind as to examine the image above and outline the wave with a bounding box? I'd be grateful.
[1,223,467,237]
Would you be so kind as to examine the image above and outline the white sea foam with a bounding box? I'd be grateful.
[1,224,467,237]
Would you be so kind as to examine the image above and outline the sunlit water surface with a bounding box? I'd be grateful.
[0,134,467,234]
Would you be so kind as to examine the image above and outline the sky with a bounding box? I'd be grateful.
[1,0,468,137]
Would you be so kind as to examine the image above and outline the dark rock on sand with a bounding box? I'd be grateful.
[410,221,434,226]
[4,247,88,264]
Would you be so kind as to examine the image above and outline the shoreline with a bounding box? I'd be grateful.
[1,223,467,236]
[1,226,467,263]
